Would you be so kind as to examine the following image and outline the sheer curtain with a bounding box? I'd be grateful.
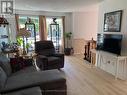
[39,16,47,41]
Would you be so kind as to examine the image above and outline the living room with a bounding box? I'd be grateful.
[1,0,127,95]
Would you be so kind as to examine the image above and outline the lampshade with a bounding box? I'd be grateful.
[17,28,31,38]
[0,17,9,27]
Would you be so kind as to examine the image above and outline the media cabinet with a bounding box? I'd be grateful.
[96,50,127,80]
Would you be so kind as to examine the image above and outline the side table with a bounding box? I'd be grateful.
[21,53,37,66]
[10,54,35,72]
[2,50,19,58]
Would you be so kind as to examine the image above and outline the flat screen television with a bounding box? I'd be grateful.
[97,34,122,55]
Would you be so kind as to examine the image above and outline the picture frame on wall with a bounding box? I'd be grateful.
[104,10,123,32]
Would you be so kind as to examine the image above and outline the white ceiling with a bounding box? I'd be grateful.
[14,0,103,12]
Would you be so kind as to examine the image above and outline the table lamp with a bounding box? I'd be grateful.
[17,28,31,55]
[0,16,9,27]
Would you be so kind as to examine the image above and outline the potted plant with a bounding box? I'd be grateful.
[17,37,23,47]
[17,37,32,54]
[64,32,73,55]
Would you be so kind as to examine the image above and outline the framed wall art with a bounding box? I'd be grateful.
[104,10,123,32]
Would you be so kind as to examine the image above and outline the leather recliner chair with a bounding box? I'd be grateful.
[35,41,64,70]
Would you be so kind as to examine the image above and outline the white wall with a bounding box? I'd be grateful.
[71,5,99,54]
[98,0,127,56]
[72,11,99,40]
[65,13,73,33]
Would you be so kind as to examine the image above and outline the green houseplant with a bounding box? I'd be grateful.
[17,37,32,54]
[17,37,23,46]
[64,32,73,55]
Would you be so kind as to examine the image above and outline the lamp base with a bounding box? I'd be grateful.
[22,50,27,55]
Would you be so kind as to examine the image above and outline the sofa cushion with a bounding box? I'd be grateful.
[0,67,7,90]
[2,87,42,95]
[39,49,55,56]
[35,41,55,56]
[11,66,37,76]
[47,57,60,65]
[1,70,66,93]
[0,55,12,76]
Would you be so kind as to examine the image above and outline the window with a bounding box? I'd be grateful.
[18,16,39,52]
[46,17,63,52]
[0,27,9,44]
[18,16,39,41]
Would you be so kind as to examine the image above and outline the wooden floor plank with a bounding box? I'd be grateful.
[61,55,127,95]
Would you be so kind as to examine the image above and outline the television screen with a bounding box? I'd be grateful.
[97,34,122,55]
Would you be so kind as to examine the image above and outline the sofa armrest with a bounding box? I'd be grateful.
[37,55,47,59]
[53,53,64,57]
[36,55,48,70]
[53,53,64,62]
[53,53,64,68]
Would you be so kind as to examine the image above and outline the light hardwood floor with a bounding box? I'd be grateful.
[61,55,127,95]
